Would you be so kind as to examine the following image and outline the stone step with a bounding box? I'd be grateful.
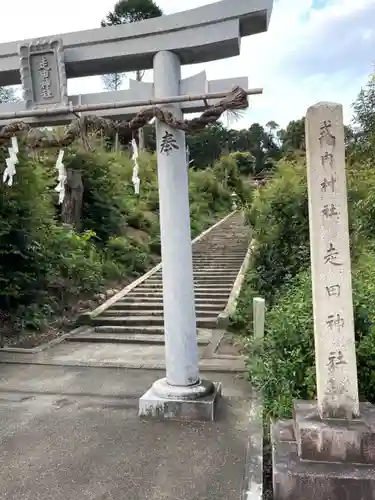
[194,244,247,248]
[93,316,218,328]
[193,249,247,254]
[195,249,245,252]
[148,270,239,278]
[195,252,246,256]
[145,275,236,288]
[94,325,166,334]
[112,299,228,309]
[193,247,248,252]
[134,281,233,292]
[125,291,230,299]
[192,267,241,272]
[146,275,236,282]
[195,256,246,260]
[102,308,221,318]
[148,272,241,283]
[67,331,211,345]
[126,290,230,299]
[192,258,245,264]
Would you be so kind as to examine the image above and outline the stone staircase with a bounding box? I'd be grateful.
[68,211,250,346]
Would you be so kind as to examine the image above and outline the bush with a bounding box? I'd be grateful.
[0,149,57,313]
[105,236,151,276]
[245,270,316,420]
[246,246,375,421]
[348,162,375,238]
[213,155,248,201]
[64,149,131,243]
[246,161,310,305]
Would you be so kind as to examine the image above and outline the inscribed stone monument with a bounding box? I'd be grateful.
[19,39,68,109]
[306,102,359,419]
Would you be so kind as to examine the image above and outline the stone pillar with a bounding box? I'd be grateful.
[306,102,359,419]
[272,103,375,500]
[138,51,220,421]
[153,50,199,388]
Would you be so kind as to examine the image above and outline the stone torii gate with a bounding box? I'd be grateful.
[0,0,273,420]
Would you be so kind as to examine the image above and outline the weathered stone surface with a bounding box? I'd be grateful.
[293,400,375,465]
[19,38,68,109]
[305,102,359,419]
[139,382,221,421]
[272,419,375,500]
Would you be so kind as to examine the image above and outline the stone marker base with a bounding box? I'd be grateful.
[139,378,222,421]
[272,400,375,500]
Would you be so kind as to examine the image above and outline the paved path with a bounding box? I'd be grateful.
[0,331,246,371]
[0,363,261,500]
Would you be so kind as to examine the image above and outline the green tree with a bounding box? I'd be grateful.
[186,122,280,173]
[187,123,229,168]
[352,72,375,161]
[101,0,162,24]
[102,73,123,92]
[279,117,305,153]
[266,120,279,134]
[246,123,280,175]
[0,87,18,103]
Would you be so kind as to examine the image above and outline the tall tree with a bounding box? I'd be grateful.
[352,71,375,161]
[101,0,163,150]
[278,118,306,153]
[0,87,18,103]
[101,73,123,92]
[266,120,279,133]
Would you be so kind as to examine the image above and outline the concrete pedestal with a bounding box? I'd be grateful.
[272,400,375,500]
[139,380,222,421]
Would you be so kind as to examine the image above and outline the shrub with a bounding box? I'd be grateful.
[105,236,151,276]
[229,151,255,176]
[213,155,248,201]
[348,162,375,238]
[63,149,131,243]
[0,149,57,314]
[246,161,310,305]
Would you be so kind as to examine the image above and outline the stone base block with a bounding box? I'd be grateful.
[293,400,375,464]
[272,419,375,500]
[139,380,222,421]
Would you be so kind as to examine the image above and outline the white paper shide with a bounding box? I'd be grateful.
[3,136,19,187]
[131,138,140,195]
[55,149,67,204]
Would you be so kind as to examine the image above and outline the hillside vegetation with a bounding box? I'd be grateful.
[0,145,247,344]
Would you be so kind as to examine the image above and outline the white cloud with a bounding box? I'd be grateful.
[0,0,374,129]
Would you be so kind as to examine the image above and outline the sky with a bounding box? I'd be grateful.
[0,0,374,129]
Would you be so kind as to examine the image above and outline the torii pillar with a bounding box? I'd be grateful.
[138,51,219,420]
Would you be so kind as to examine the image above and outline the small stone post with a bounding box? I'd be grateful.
[253,297,265,340]
[306,102,359,419]
[139,51,219,420]
[272,103,375,500]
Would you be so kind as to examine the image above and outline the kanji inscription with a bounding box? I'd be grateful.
[306,102,359,418]
[160,130,179,155]
[19,38,68,109]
